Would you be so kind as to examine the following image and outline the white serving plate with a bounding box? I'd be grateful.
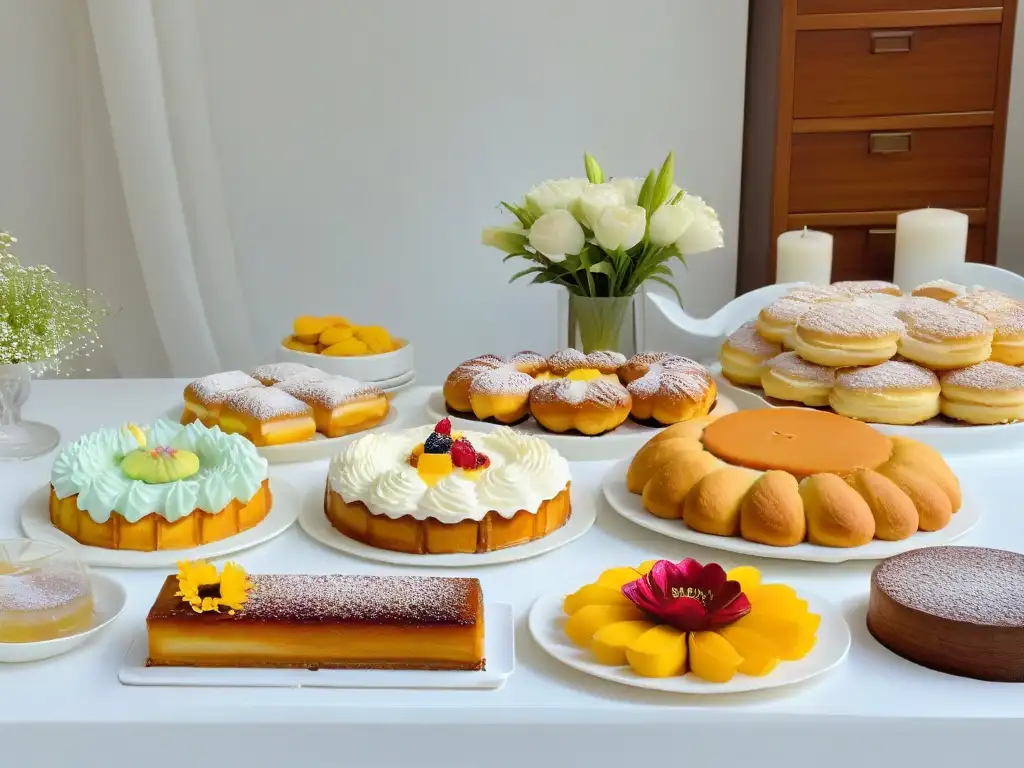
[374,369,417,393]
[423,388,738,462]
[277,338,414,383]
[299,485,596,567]
[119,601,514,690]
[0,573,127,663]
[711,365,1024,457]
[601,459,979,564]
[164,405,399,464]
[21,479,300,569]
[528,590,850,695]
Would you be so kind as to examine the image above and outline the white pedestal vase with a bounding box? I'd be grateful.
[0,364,60,460]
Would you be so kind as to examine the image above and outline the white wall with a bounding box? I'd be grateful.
[1,0,748,382]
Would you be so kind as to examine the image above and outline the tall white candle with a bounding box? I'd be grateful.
[776,228,833,285]
[893,208,969,291]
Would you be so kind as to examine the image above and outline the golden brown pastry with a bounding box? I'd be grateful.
[911,280,967,303]
[719,322,782,386]
[829,361,940,426]
[831,280,902,297]
[760,351,835,407]
[985,307,1024,366]
[845,469,919,541]
[896,299,993,370]
[939,361,1024,425]
[182,371,262,427]
[683,466,759,537]
[792,302,903,366]
[529,377,631,435]
[756,297,814,346]
[800,473,875,548]
[218,387,318,446]
[626,437,703,494]
[442,352,546,417]
[640,450,723,519]
[740,471,805,547]
[273,376,389,438]
[546,349,626,379]
[949,289,1021,316]
[618,353,717,425]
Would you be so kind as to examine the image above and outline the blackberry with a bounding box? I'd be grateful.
[423,432,453,454]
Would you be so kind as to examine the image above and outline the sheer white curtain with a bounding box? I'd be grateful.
[82,0,256,377]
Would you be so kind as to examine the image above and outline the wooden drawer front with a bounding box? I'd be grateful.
[799,1,1002,13]
[789,127,992,213]
[793,25,1001,118]
[824,225,986,281]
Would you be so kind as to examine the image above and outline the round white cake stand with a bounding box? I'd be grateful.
[423,388,738,462]
[21,478,300,569]
[298,487,596,567]
[601,459,979,564]
[528,589,850,694]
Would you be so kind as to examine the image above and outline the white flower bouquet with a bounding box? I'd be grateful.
[481,152,724,302]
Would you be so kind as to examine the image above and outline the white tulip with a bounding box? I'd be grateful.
[579,183,626,229]
[674,194,725,255]
[648,204,695,247]
[524,178,588,216]
[610,177,642,206]
[528,209,585,261]
[593,205,647,252]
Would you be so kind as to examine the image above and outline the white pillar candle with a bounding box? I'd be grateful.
[775,228,833,285]
[893,208,969,291]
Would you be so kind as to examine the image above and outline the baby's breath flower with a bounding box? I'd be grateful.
[0,231,111,373]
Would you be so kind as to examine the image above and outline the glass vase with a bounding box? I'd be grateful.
[0,363,60,460]
[567,294,638,356]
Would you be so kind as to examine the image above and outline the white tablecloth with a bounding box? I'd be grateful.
[1,379,1021,768]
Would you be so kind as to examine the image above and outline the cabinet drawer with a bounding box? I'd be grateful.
[821,225,986,282]
[799,1,1002,13]
[793,25,1001,118]
[789,127,992,213]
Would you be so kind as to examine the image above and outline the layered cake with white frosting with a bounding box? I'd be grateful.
[324,419,571,554]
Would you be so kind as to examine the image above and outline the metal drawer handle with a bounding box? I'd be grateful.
[871,30,914,54]
[869,132,912,154]
[868,229,897,237]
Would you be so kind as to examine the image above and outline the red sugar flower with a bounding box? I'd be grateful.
[621,559,751,632]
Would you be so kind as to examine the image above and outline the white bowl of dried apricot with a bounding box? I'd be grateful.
[277,315,414,383]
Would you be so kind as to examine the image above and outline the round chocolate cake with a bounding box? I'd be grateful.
[868,546,1024,682]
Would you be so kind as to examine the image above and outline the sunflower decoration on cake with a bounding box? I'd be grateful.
[563,559,819,682]
[175,560,253,615]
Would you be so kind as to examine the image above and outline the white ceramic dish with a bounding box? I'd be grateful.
[423,388,738,462]
[277,338,414,383]
[21,479,300,569]
[119,601,514,689]
[0,573,127,663]
[711,364,1024,457]
[163,404,399,464]
[601,459,979,564]
[528,589,850,694]
[374,369,417,393]
[299,485,596,567]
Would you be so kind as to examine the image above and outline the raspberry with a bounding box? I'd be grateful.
[424,433,453,454]
[450,438,477,469]
[434,418,452,436]
[475,453,491,469]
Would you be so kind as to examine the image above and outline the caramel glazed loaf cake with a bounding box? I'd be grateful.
[147,574,486,671]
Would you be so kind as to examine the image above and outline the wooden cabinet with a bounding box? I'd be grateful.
[738,0,1017,293]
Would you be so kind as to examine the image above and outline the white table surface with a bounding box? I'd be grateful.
[2,380,1023,768]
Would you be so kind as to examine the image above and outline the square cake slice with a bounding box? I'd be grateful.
[146,574,485,671]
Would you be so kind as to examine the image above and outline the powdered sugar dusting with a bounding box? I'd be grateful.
[832,280,900,295]
[446,356,505,385]
[469,366,535,397]
[941,361,1024,392]
[222,387,312,420]
[785,285,852,302]
[766,351,836,384]
[874,547,1024,627]
[725,323,781,359]
[187,371,262,403]
[836,360,939,391]
[912,279,966,299]
[760,297,814,325]
[509,351,546,370]
[546,349,624,374]
[626,360,712,400]
[240,574,479,625]
[0,569,90,612]
[798,303,904,338]
[990,307,1024,337]
[897,301,992,341]
[530,378,630,408]
[275,375,383,408]
[950,290,1022,316]
[249,363,320,385]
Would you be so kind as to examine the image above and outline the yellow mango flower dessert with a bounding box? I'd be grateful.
[562,559,819,682]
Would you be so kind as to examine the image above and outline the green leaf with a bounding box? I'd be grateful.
[576,249,596,296]
[669,190,684,205]
[501,201,536,228]
[531,272,561,285]
[509,267,545,283]
[589,260,616,278]
[584,152,604,184]
[649,275,684,306]
[636,170,657,214]
[650,152,675,211]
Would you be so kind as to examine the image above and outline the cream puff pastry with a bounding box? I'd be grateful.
[830,361,941,426]
[911,280,967,303]
[949,289,1021,316]
[792,303,903,367]
[719,323,782,386]
[939,362,1024,425]
[760,351,836,407]
[989,307,1024,366]
[831,280,902,297]
[896,299,993,370]
[756,297,814,346]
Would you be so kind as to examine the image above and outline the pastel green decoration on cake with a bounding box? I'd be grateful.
[121,446,201,484]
